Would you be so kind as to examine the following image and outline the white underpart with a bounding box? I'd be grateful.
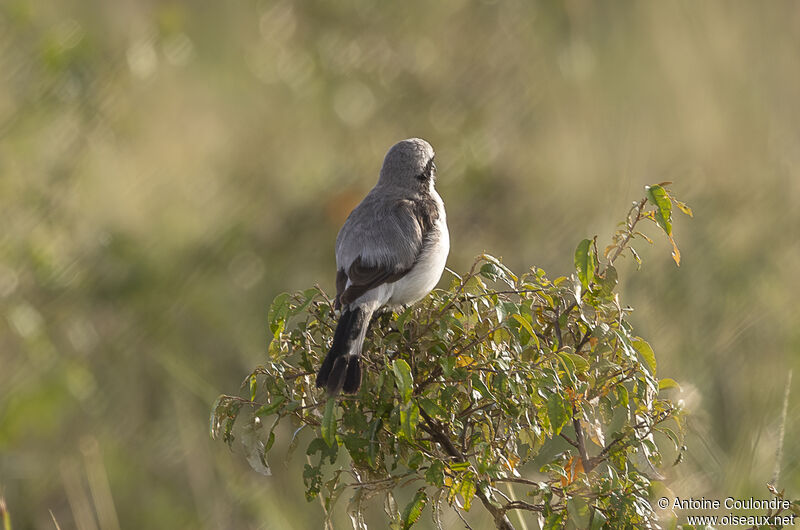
[345,187,449,310]
[388,211,448,305]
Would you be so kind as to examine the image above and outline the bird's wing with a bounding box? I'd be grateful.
[335,196,439,306]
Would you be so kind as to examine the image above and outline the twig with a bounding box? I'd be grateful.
[453,505,475,529]
[418,409,516,530]
[572,404,592,473]
[503,501,545,513]
[501,484,531,530]
[553,304,564,349]
[560,433,579,448]
[575,329,592,352]
[604,198,647,271]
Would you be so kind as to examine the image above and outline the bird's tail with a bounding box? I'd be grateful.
[316,306,371,396]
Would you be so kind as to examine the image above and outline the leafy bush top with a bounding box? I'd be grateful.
[212,184,691,529]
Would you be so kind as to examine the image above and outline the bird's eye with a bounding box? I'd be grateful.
[417,158,435,180]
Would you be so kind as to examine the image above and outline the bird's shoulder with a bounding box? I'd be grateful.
[339,190,428,238]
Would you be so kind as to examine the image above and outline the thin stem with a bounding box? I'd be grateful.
[418,409,515,530]
[572,404,592,473]
[605,198,647,271]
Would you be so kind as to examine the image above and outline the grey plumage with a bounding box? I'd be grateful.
[316,138,449,396]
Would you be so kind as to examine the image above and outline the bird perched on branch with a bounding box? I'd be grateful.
[316,138,449,396]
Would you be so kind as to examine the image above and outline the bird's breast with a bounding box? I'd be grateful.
[388,215,449,306]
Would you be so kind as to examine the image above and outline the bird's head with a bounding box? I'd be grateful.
[378,138,437,191]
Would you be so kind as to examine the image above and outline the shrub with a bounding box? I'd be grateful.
[211,184,691,528]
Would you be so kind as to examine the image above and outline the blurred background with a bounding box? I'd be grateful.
[2,0,799,528]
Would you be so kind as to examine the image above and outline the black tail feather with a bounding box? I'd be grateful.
[327,356,348,396]
[315,309,354,389]
[316,307,366,395]
[342,356,361,394]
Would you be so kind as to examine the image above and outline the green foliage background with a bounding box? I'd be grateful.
[1,1,799,528]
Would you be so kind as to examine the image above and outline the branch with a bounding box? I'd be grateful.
[575,329,592,352]
[419,409,515,530]
[560,433,579,449]
[503,500,545,513]
[571,404,592,473]
[604,197,647,270]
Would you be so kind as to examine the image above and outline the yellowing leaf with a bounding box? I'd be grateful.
[401,489,428,529]
[502,453,520,471]
[392,359,414,404]
[669,234,681,267]
[559,456,584,487]
[511,313,536,339]
[321,399,337,447]
[633,338,657,375]
[658,378,682,391]
[674,200,694,217]
[588,418,605,447]
[574,239,596,289]
[547,393,568,435]
[456,355,473,367]
[646,185,673,236]
[399,403,420,441]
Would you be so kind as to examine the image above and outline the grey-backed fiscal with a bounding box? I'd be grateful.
[316,138,450,396]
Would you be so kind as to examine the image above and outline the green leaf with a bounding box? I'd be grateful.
[440,354,456,378]
[574,239,596,289]
[511,313,536,340]
[401,489,428,529]
[630,246,642,268]
[674,199,693,217]
[399,402,420,441]
[590,507,607,529]
[543,512,565,529]
[599,265,618,295]
[556,351,576,378]
[566,353,590,372]
[249,374,257,402]
[210,396,241,446]
[616,385,629,408]
[392,359,414,404]
[264,429,276,453]
[321,399,337,447]
[546,393,568,435]
[268,292,291,335]
[458,473,477,511]
[660,427,681,450]
[210,396,224,439]
[396,305,415,333]
[658,378,681,391]
[408,451,424,469]
[267,336,284,361]
[419,398,447,419]
[632,338,657,375]
[303,463,323,501]
[645,185,673,236]
[367,418,382,468]
[288,288,317,316]
[254,396,285,418]
[481,253,518,284]
[470,373,494,400]
[480,262,501,281]
[449,462,470,472]
[567,496,591,528]
[425,461,445,487]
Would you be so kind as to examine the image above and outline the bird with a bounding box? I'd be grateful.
[316,138,450,396]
